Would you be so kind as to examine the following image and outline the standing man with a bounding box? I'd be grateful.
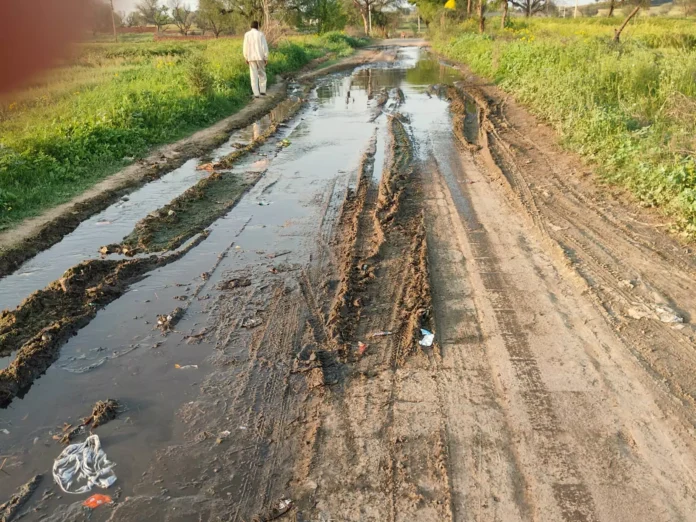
[243,21,269,99]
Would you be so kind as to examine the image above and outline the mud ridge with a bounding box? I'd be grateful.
[327,135,378,345]
[106,98,305,255]
[377,116,414,228]
[327,113,430,362]
[0,475,41,522]
[0,235,206,408]
[393,216,434,365]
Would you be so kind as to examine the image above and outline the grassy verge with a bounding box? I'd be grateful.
[432,17,696,234]
[0,32,366,230]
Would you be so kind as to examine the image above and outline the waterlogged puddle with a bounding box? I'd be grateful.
[0,47,462,517]
[0,94,304,313]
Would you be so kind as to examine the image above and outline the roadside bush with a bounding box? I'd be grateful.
[186,53,214,95]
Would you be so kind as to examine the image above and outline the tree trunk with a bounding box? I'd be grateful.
[478,0,485,32]
[360,10,369,35]
[501,1,508,28]
[613,5,640,42]
[608,0,615,16]
[467,0,472,16]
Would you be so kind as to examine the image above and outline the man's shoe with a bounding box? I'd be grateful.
[261,93,267,96]
[254,96,260,99]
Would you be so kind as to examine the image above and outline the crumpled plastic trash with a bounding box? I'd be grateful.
[418,329,435,347]
[357,342,368,356]
[52,435,117,494]
[83,494,113,509]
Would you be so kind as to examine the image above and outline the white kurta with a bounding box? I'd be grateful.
[243,29,269,97]
[243,29,269,62]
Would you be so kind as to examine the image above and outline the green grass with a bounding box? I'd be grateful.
[0,32,365,230]
[433,17,696,234]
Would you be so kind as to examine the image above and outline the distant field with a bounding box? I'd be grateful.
[434,17,696,234]
[0,33,365,229]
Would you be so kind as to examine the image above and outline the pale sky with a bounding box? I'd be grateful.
[113,0,200,14]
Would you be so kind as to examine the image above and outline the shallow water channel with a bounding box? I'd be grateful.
[0,47,462,519]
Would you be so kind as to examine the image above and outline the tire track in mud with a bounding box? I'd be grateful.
[422,152,533,521]
[108,96,306,256]
[297,115,454,522]
[451,85,696,436]
[441,96,601,521]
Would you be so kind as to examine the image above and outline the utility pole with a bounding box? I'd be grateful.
[109,0,118,42]
[368,6,372,36]
[574,0,579,18]
[418,15,421,33]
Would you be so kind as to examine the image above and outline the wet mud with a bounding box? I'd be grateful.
[4,44,696,522]
[0,475,41,522]
[0,237,204,407]
[108,97,305,255]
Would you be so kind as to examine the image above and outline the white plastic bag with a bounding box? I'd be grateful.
[52,434,117,494]
[418,329,434,347]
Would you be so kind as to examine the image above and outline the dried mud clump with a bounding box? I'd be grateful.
[157,307,185,332]
[89,398,120,428]
[219,277,252,290]
[59,398,121,443]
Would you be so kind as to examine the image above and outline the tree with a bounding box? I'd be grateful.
[410,0,440,26]
[612,4,640,41]
[220,0,265,27]
[291,0,347,33]
[477,0,485,32]
[88,0,123,34]
[350,0,394,35]
[125,11,145,26]
[510,0,546,16]
[169,0,194,34]
[136,0,172,31]
[198,0,234,36]
[500,0,508,28]
[674,0,696,16]
[612,0,649,42]
[371,9,400,37]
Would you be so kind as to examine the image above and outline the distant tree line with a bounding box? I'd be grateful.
[88,0,409,37]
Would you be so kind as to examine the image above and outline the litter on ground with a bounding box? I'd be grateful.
[83,494,113,509]
[418,329,435,347]
[52,435,117,494]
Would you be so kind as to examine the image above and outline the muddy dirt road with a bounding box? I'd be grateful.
[2,45,696,522]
